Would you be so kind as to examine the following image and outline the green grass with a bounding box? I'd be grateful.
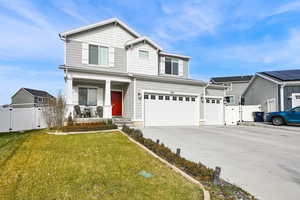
[0,130,203,200]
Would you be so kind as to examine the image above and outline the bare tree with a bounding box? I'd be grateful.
[42,93,66,129]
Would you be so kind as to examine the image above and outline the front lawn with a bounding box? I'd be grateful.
[0,130,203,200]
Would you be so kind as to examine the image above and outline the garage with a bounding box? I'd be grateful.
[204,97,224,125]
[144,93,199,126]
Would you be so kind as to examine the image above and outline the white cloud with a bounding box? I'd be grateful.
[208,29,300,67]
[273,1,300,15]
[50,0,90,24]
[153,0,223,45]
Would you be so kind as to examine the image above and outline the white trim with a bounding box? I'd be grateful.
[125,36,162,50]
[70,71,131,83]
[159,51,191,59]
[140,89,201,122]
[280,84,285,111]
[133,78,136,120]
[59,18,140,38]
[256,73,281,84]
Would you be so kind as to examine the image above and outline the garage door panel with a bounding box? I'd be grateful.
[144,94,198,126]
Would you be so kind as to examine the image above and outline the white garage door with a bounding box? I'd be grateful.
[205,97,224,125]
[144,93,198,126]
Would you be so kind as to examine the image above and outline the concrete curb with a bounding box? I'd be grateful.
[119,130,211,200]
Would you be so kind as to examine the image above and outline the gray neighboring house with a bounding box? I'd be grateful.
[11,88,55,108]
[242,69,300,112]
[210,75,253,105]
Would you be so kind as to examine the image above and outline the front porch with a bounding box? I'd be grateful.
[65,73,132,120]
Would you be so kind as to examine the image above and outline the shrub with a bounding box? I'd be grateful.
[122,125,214,181]
[62,122,117,132]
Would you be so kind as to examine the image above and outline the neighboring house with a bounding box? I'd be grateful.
[59,18,226,126]
[210,75,253,105]
[11,88,55,108]
[243,69,300,112]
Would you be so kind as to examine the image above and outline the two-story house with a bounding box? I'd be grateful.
[210,75,253,106]
[59,18,226,126]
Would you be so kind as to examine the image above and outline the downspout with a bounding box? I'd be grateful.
[280,84,285,111]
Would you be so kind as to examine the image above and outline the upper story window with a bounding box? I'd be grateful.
[165,58,178,75]
[89,44,108,65]
[139,50,149,60]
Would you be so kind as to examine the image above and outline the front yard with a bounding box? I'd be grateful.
[0,130,203,200]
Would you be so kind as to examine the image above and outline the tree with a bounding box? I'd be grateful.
[42,93,66,129]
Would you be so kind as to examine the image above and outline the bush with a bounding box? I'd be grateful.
[62,122,117,132]
[122,125,214,181]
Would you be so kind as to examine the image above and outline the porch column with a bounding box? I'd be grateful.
[65,75,73,118]
[280,84,285,111]
[103,79,112,118]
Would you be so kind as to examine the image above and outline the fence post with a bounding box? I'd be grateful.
[176,148,181,157]
[9,107,13,131]
[156,139,160,144]
[213,166,221,186]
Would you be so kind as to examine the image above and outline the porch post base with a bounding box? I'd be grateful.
[103,105,112,118]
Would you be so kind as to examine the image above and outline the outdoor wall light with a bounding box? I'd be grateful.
[138,92,142,100]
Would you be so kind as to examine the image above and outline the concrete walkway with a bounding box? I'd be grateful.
[140,125,300,200]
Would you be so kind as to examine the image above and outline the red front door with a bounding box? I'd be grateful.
[111,91,122,116]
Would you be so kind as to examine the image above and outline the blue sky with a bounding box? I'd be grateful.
[1,0,300,104]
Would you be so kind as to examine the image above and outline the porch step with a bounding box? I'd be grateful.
[112,118,134,128]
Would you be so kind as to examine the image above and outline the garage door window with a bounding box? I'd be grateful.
[212,99,216,104]
[165,96,170,100]
[186,97,190,101]
[173,96,177,101]
[191,97,196,102]
[144,94,149,99]
[206,99,210,103]
[158,95,164,100]
[151,95,156,100]
[179,97,183,101]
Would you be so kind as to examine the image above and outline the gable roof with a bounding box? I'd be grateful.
[59,18,140,39]
[259,69,300,82]
[211,75,253,83]
[23,88,54,98]
[125,36,162,50]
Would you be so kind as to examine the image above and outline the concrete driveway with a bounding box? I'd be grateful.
[140,125,300,200]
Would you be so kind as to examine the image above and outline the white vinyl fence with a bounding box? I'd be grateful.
[225,105,262,125]
[0,107,47,133]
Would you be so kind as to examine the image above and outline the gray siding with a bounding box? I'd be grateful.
[244,76,279,112]
[65,40,127,72]
[123,81,134,118]
[284,85,300,110]
[226,82,250,105]
[206,88,225,97]
[183,60,188,78]
[12,89,34,107]
[135,79,205,120]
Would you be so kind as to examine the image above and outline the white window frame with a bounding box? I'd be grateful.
[225,95,235,104]
[165,57,179,76]
[78,87,98,106]
[138,50,149,60]
[88,43,109,67]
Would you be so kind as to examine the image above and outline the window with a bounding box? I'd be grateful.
[296,95,300,99]
[151,95,156,100]
[191,97,196,102]
[144,94,149,99]
[165,96,170,100]
[173,96,177,101]
[89,44,108,65]
[216,99,220,104]
[212,99,216,104]
[206,99,210,103]
[159,95,164,100]
[186,97,190,101]
[179,97,183,101]
[165,58,179,75]
[225,96,235,104]
[292,107,300,112]
[139,50,149,59]
[79,88,97,106]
